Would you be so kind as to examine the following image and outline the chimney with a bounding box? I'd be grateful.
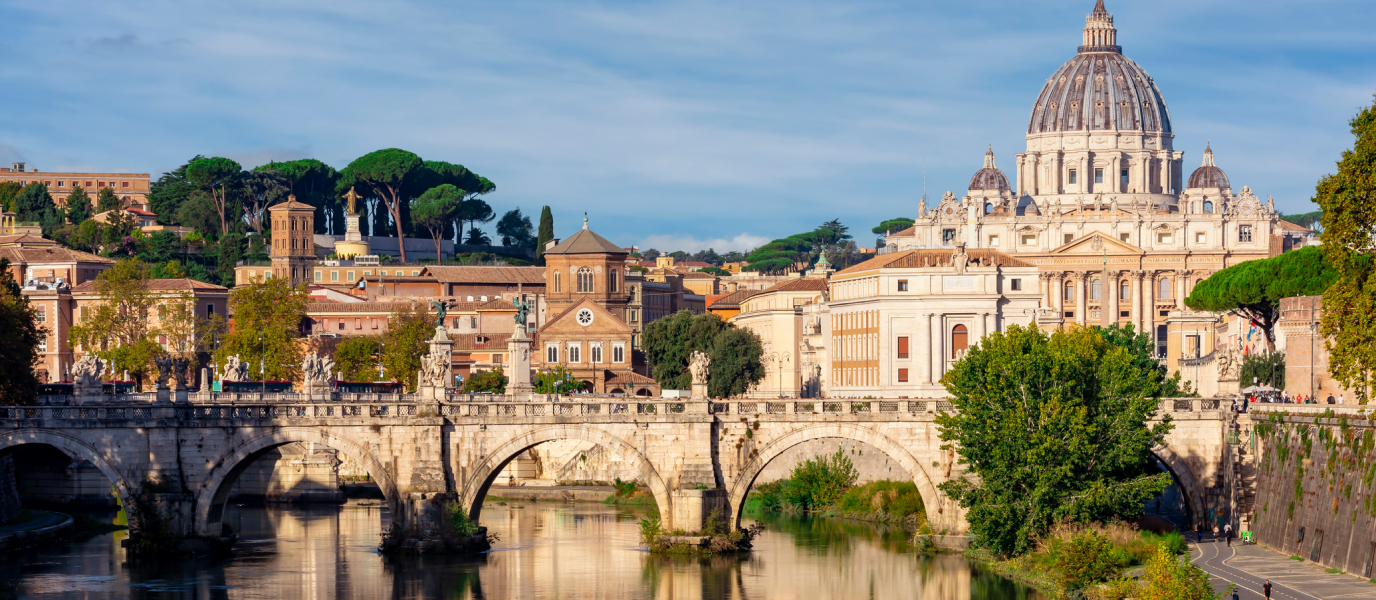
[545,238,560,250]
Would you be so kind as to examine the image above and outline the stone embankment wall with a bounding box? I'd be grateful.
[1251,411,1376,579]
[0,455,21,523]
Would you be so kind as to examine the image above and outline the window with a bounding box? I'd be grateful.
[591,343,603,363]
[337,321,345,331]
[315,271,322,281]
[1010,278,1022,291]
[1090,278,1101,300]
[608,271,618,292]
[1094,168,1104,183]
[897,336,909,359]
[567,343,581,363]
[347,271,355,281]
[1120,282,1130,300]
[630,310,638,322]
[897,280,908,292]
[1064,282,1074,301]
[38,339,46,352]
[122,181,129,188]
[1159,278,1171,299]
[898,368,909,383]
[984,203,993,214]
[1120,168,1129,184]
[470,316,478,328]
[1064,233,1074,244]
[942,229,956,245]
[411,271,419,276]
[1195,232,1206,244]
[1021,234,1036,246]
[355,318,362,330]
[988,235,999,247]
[1239,225,1253,242]
[57,181,64,187]
[613,343,625,363]
[546,345,558,363]
[553,271,561,292]
[207,304,215,318]
[331,271,339,282]
[1068,169,1077,184]
[951,325,968,358]
[371,318,378,329]
[1157,233,1172,244]
[35,308,45,323]
[1120,233,1130,242]
[1203,200,1214,214]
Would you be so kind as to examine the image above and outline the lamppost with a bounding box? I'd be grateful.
[259,332,266,394]
[767,352,791,398]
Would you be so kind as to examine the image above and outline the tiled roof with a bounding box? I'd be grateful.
[476,298,517,311]
[677,261,712,267]
[269,197,315,211]
[707,289,759,309]
[544,227,626,255]
[681,271,717,279]
[887,225,917,238]
[423,265,545,285]
[0,234,57,246]
[836,249,1033,275]
[605,370,657,386]
[451,333,512,351]
[307,302,407,314]
[72,277,228,293]
[759,278,830,294]
[1277,219,1313,232]
[0,246,114,264]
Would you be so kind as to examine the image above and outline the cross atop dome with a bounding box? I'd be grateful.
[1080,0,1120,54]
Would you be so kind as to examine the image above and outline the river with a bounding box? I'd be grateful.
[1,500,1044,599]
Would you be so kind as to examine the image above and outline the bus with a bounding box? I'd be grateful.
[38,382,139,395]
[214,380,294,393]
[331,381,407,394]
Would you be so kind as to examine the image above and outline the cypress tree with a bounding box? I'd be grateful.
[535,205,554,265]
[96,187,123,212]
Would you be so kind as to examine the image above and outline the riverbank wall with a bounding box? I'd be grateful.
[1250,410,1376,578]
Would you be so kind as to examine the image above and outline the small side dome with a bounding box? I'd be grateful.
[968,147,1011,192]
[1187,144,1230,189]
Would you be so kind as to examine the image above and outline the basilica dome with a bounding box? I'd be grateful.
[968,148,1011,192]
[1187,145,1230,189]
[1026,1,1172,136]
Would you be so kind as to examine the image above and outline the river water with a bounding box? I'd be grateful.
[1,500,1044,599]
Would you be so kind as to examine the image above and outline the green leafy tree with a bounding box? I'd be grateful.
[1279,210,1322,231]
[240,170,289,234]
[255,159,340,234]
[212,277,307,382]
[380,301,432,390]
[464,368,508,392]
[535,206,554,265]
[741,228,841,274]
[0,258,42,403]
[872,217,916,235]
[96,187,123,213]
[458,198,494,245]
[14,183,60,235]
[782,449,858,510]
[1135,543,1232,599]
[1186,245,1339,352]
[215,233,245,287]
[339,149,424,262]
[464,226,492,246]
[185,157,244,237]
[1240,351,1285,389]
[63,186,91,224]
[148,157,202,226]
[412,184,461,260]
[334,336,381,382]
[496,208,535,249]
[534,365,578,394]
[1093,324,1192,397]
[936,325,1174,556]
[699,266,731,277]
[68,260,161,387]
[819,219,851,241]
[1315,96,1376,400]
[0,182,22,213]
[642,310,764,397]
[175,191,222,238]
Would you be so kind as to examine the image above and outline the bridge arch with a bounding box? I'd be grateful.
[728,423,964,533]
[0,429,138,521]
[1150,443,1205,527]
[193,427,397,537]
[461,424,671,525]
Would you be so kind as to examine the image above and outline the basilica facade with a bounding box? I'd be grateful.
[885,0,1313,361]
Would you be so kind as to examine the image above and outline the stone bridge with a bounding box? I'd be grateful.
[0,393,1234,541]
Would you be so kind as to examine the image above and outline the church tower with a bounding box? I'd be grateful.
[269,195,316,288]
[542,217,630,319]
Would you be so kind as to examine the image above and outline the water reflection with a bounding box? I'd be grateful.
[2,501,1042,600]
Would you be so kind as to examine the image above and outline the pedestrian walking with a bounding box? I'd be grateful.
[1196,523,1204,543]
[1264,579,1272,599]
[1328,394,1336,404]
[1339,394,1345,405]
[1232,591,1240,600]
[1213,525,1220,542]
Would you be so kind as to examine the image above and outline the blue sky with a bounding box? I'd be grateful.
[1,0,1372,252]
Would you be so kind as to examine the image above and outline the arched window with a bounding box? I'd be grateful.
[1091,278,1101,300]
[608,271,618,292]
[984,203,993,214]
[577,268,594,293]
[951,325,968,358]
[553,271,561,293]
[1203,201,1214,214]
[1064,282,1074,301]
[1159,278,1172,299]
[1120,281,1130,300]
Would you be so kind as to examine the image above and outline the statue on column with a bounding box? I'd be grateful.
[222,355,250,382]
[153,356,174,389]
[689,351,711,386]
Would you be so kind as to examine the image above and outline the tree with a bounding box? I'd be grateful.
[380,301,432,390]
[256,159,341,234]
[496,208,535,249]
[185,157,243,237]
[212,277,307,382]
[14,183,58,235]
[1240,351,1286,389]
[63,186,91,224]
[1280,210,1322,231]
[1093,324,1192,397]
[240,170,289,234]
[215,233,246,289]
[157,292,226,361]
[457,198,495,245]
[0,258,42,404]
[148,157,202,226]
[0,181,22,213]
[534,365,578,394]
[1316,96,1376,401]
[700,266,731,277]
[536,206,554,265]
[741,228,841,274]
[464,226,492,246]
[642,310,764,396]
[176,191,222,238]
[1185,246,1338,352]
[464,368,507,393]
[96,187,122,213]
[69,260,161,387]
[1135,543,1232,600]
[819,219,851,241]
[412,184,461,260]
[334,336,381,382]
[872,217,916,235]
[936,325,1174,556]
[340,149,424,262]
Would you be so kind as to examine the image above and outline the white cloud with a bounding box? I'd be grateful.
[637,233,772,254]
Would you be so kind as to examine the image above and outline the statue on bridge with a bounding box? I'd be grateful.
[301,353,335,390]
[172,357,191,390]
[153,355,174,390]
[430,299,449,328]
[512,297,531,330]
[689,351,711,399]
[222,356,250,382]
[72,355,106,394]
[419,348,450,389]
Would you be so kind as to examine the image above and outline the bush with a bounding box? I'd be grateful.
[784,449,858,510]
[836,480,926,521]
[612,477,637,498]
[443,503,479,538]
[464,367,507,393]
[1054,530,1131,592]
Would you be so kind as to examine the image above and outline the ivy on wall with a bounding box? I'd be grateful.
[1253,410,1376,528]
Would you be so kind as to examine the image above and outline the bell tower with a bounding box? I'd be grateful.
[269,195,316,288]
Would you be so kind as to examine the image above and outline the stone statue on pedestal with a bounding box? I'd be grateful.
[72,355,106,397]
[223,356,250,382]
[689,351,711,399]
[153,356,174,390]
[302,353,335,391]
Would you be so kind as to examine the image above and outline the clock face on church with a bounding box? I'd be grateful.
[576,308,594,326]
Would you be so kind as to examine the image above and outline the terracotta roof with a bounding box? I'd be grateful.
[269,196,315,211]
[544,227,626,255]
[887,225,916,238]
[422,265,545,285]
[836,249,1033,275]
[307,301,413,314]
[450,333,512,351]
[681,271,717,279]
[707,289,759,309]
[1277,219,1313,232]
[0,246,114,264]
[476,298,517,311]
[72,277,228,293]
[677,261,712,267]
[759,278,830,294]
[604,370,657,386]
[0,234,57,246]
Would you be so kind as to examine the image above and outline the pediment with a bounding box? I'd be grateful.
[539,297,632,335]
[1051,232,1144,255]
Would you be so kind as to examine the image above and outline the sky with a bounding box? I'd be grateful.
[1,0,1372,253]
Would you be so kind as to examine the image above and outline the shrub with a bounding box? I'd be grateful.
[1054,530,1130,592]
[612,477,638,498]
[784,449,858,510]
[836,480,926,521]
[443,503,479,538]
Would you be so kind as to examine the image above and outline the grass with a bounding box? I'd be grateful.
[602,478,659,513]
[834,481,926,522]
[969,521,1189,597]
[1290,555,1305,561]
[1326,568,1344,574]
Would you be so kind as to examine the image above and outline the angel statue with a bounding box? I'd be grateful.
[512,297,531,327]
[430,299,449,328]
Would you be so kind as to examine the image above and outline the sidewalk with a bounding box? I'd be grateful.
[1190,536,1376,599]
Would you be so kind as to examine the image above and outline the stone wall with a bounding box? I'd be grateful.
[0,455,20,523]
[229,442,343,503]
[1250,412,1376,578]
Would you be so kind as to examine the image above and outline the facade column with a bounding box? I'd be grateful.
[1106,270,1119,327]
[1177,270,1189,305]
[973,311,986,345]
[918,312,932,385]
[1131,270,1144,333]
[985,312,996,336]
[934,314,946,381]
[1145,270,1157,347]
[1075,273,1087,326]
[1055,273,1065,315]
